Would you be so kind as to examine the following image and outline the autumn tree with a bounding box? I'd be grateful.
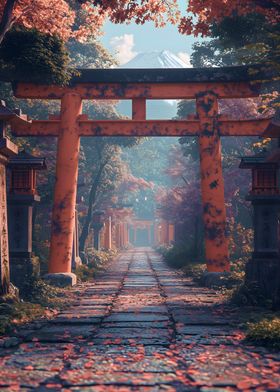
[0,39,128,267]
[1,0,278,45]
[179,1,280,36]
[0,0,182,44]
[1,0,278,89]
[78,133,139,254]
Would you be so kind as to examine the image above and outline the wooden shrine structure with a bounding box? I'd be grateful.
[127,218,174,247]
[3,65,272,283]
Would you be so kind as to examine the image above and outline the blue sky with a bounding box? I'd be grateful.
[100,1,200,64]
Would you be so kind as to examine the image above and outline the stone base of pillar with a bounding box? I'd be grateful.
[43,272,77,287]
[245,257,280,306]
[10,256,40,289]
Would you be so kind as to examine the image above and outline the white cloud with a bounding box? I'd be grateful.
[110,34,138,65]
[177,52,192,67]
[165,99,178,106]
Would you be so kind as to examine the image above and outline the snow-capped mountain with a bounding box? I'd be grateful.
[121,50,190,69]
[118,50,190,119]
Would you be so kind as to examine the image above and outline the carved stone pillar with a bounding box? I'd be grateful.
[0,104,18,295]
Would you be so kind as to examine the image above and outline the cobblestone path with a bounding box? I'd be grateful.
[0,248,279,391]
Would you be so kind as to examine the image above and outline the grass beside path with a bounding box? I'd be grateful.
[0,248,118,336]
[246,318,280,350]
[158,244,280,351]
[0,280,76,335]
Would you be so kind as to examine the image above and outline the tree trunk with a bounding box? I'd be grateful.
[0,0,17,45]
[79,162,106,254]
[255,0,280,12]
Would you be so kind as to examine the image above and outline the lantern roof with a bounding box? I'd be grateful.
[0,101,26,122]
[8,149,47,170]
[263,119,280,137]
[0,100,16,121]
[239,149,279,169]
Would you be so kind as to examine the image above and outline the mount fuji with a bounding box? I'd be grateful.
[117,50,191,119]
[121,50,190,69]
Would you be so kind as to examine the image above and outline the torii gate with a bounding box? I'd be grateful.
[6,66,271,281]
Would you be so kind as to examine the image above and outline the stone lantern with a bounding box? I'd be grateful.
[240,150,280,303]
[92,211,104,250]
[8,150,46,288]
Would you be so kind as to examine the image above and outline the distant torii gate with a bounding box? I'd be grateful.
[7,66,271,279]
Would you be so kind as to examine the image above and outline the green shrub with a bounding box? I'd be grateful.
[228,282,270,307]
[181,263,206,281]
[76,248,117,282]
[0,279,72,335]
[246,318,280,349]
[0,28,74,85]
[156,245,173,257]
[161,243,203,269]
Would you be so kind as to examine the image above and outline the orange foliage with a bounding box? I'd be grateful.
[1,0,278,42]
[180,0,280,36]
[0,0,76,40]
[0,0,180,42]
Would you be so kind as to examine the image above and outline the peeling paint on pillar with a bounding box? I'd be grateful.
[48,93,82,274]
[196,92,230,272]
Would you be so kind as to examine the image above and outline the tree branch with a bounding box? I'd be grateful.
[0,0,18,45]
[254,0,280,12]
[79,157,109,253]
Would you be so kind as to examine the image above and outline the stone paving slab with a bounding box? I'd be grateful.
[0,368,56,388]
[173,313,230,325]
[65,386,179,392]
[60,370,179,386]
[49,316,102,325]
[94,327,171,338]
[20,325,97,342]
[58,306,109,315]
[0,248,279,391]
[176,325,240,336]
[4,346,65,371]
[92,337,171,346]
[102,321,171,330]
[68,353,177,374]
[106,313,170,322]
[113,305,168,313]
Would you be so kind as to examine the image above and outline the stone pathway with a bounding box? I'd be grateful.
[0,248,279,391]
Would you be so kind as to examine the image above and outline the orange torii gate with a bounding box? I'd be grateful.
[6,66,271,282]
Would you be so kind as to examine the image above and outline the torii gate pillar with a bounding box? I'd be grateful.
[46,93,82,286]
[9,67,271,276]
[196,92,229,272]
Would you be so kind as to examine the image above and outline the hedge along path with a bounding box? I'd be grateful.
[0,248,279,391]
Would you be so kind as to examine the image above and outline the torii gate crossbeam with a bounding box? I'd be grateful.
[7,66,270,278]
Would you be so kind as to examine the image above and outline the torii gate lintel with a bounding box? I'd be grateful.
[6,66,271,276]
